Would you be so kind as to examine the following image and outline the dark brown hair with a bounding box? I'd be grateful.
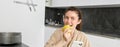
[64,7,82,31]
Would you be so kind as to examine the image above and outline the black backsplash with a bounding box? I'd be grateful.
[81,8,120,37]
[45,7,64,26]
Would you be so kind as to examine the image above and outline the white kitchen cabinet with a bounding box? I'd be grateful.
[44,26,57,43]
[51,0,120,8]
[45,0,52,7]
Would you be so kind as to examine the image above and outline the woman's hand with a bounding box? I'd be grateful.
[63,27,74,42]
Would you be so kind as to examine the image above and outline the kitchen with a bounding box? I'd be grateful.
[45,0,120,47]
[0,0,120,47]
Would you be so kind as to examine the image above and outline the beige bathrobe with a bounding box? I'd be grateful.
[44,28,90,47]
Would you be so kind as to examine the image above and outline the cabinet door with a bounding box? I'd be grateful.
[52,0,120,7]
[46,0,52,7]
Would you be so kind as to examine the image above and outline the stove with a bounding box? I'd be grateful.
[0,43,28,47]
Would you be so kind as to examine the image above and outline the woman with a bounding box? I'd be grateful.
[45,7,90,47]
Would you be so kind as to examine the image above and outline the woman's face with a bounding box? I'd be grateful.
[63,11,81,29]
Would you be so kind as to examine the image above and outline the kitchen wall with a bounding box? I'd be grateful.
[0,0,45,47]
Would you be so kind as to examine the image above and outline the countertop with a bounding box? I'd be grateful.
[0,43,28,47]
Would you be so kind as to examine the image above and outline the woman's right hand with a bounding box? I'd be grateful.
[63,28,74,42]
[55,28,73,47]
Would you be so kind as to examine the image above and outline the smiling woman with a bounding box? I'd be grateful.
[44,7,91,47]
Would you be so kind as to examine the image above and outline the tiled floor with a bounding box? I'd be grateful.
[44,26,120,47]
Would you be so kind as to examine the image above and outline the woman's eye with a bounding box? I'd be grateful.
[71,17,75,20]
[64,17,68,19]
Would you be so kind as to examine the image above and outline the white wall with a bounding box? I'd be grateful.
[52,0,120,7]
[0,0,45,47]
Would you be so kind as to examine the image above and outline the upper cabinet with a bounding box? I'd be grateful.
[45,0,52,7]
[49,0,120,8]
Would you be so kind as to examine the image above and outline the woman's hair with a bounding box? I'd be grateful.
[64,7,82,31]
